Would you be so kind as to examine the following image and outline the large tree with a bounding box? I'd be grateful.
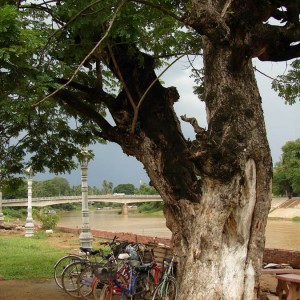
[1,1,300,298]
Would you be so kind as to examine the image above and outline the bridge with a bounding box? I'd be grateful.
[2,194,162,209]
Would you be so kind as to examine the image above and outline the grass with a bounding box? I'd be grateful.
[0,232,67,280]
[292,216,300,222]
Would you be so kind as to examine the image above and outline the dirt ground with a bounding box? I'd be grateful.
[0,273,279,300]
[0,227,279,300]
[0,278,74,300]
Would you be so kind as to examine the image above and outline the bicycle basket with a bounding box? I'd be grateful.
[140,249,153,264]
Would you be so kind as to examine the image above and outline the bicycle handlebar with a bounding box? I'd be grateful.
[99,235,119,246]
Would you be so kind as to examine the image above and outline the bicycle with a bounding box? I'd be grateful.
[151,255,177,300]
[73,237,130,299]
[96,251,155,300]
[54,247,103,290]
[61,248,105,298]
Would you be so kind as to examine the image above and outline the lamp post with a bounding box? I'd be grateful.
[25,166,34,237]
[78,149,93,248]
[0,190,4,224]
[0,170,4,224]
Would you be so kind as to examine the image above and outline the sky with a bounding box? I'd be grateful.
[35,58,300,188]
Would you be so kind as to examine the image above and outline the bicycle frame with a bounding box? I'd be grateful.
[151,261,162,285]
[157,256,176,297]
[114,264,139,297]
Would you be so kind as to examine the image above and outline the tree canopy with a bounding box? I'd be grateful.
[113,183,135,194]
[1,1,300,184]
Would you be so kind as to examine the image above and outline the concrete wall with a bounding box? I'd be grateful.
[263,248,300,269]
[57,226,172,246]
[57,226,300,268]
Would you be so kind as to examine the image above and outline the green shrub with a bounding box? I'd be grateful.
[34,209,59,230]
[138,202,163,213]
[292,216,300,222]
[3,207,27,219]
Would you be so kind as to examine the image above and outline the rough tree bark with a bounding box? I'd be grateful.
[167,42,272,299]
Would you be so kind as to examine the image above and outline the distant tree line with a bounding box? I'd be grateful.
[2,177,158,199]
[273,139,300,198]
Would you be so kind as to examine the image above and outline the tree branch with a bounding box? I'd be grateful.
[55,78,93,94]
[251,24,300,61]
[107,44,137,112]
[181,115,206,136]
[184,3,230,42]
[36,0,111,66]
[131,54,185,133]
[130,0,185,23]
[33,0,128,107]
[53,89,113,134]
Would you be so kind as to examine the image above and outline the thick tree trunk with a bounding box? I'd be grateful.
[162,42,272,299]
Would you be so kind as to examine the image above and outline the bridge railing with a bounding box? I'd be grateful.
[2,194,162,204]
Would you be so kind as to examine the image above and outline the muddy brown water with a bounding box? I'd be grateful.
[57,209,300,250]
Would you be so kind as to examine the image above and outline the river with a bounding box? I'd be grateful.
[57,209,300,251]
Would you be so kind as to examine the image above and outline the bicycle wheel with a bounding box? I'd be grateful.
[54,254,82,289]
[91,277,105,300]
[135,272,155,300]
[77,264,95,299]
[99,283,113,300]
[93,273,126,300]
[152,276,177,300]
[62,260,87,297]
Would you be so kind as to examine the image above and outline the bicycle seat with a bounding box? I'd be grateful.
[163,257,173,263]
[80,247,101,256]
[118,253,130,260]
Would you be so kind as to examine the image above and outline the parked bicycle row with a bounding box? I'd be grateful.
[53,236,178,299]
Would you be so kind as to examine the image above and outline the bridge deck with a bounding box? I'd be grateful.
[2,194,163,207]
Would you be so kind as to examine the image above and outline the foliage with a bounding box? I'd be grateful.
[0,235,66,279]
[33,177,71,197]
[138,201,163,213]
[2,180,27,199]
[135,183,158,195]
[52,203,80,211]
[273,139,300,197]
[34,208,59,230]
[0,0,198,187]
[3,207,27,219]
[0,4,105,187]
[272,60,300,105]
[101,180,114,195]
[113,183,135,194]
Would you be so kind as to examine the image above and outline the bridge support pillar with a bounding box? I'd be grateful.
[122,203,128,215]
